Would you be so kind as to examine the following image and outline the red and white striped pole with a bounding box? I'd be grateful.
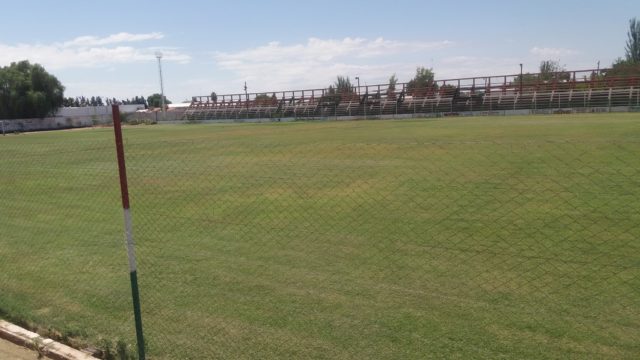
[112,105,146,360]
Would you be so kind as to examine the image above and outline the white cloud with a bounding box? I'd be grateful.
[440,56,479,65]
[530,46,578,58]
[216,37,451,63]
[212,37,452,92]
[0,32,190,69]
[63,32,164,47]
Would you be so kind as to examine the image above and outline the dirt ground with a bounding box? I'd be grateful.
[0,337,51,359]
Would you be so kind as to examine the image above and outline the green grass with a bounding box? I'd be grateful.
[1,113,639,359]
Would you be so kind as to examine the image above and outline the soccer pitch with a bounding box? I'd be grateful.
[1,113,639,359]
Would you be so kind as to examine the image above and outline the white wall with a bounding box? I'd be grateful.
[0,105,145,133]
[1,116,97,133]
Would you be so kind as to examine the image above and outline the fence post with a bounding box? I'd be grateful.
[112,105,146,360]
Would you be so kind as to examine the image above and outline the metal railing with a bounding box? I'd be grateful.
[184,69,640,121]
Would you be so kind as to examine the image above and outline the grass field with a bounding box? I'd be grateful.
[1,113,639,359]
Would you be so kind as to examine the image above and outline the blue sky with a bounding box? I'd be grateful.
[0,0,636,102]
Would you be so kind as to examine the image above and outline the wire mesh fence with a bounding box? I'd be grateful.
[0,134,138,357]
[1,116,639,359]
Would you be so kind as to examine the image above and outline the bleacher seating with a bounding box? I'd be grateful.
[182,70,640,122]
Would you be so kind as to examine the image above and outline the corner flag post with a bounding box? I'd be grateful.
[112,105,146,360]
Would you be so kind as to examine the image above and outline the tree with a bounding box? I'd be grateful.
[210,92,217,102]
[0,60,65,119]
[604,18,640,80]
[626,17,640,63]
[406,67,435,96]
[387,74,398,98]
[538,60,570,82]
[510,60,570,89]
[147,93,171,108]
[334,76,354,94]
[539,60,563,77]
[63,97,75,107]
[604,57,640,78]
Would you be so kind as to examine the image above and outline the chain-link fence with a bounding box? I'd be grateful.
[0,132,137,357]
[1,116,639,359]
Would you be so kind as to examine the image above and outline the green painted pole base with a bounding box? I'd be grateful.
[130,270,146,360]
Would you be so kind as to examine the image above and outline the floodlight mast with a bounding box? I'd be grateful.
[155,52,165,120]
[244,81,248,110]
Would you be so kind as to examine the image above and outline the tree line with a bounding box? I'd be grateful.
[0,59,174,119]
[62,95,149,108]
[61,94,170,108]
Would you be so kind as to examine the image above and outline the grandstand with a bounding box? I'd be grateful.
[183,69,640,121]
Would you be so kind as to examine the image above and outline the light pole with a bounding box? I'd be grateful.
[355,76,360,96]
[519,63,523,94]
[244,81,248,110]
[155,52,165,120]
